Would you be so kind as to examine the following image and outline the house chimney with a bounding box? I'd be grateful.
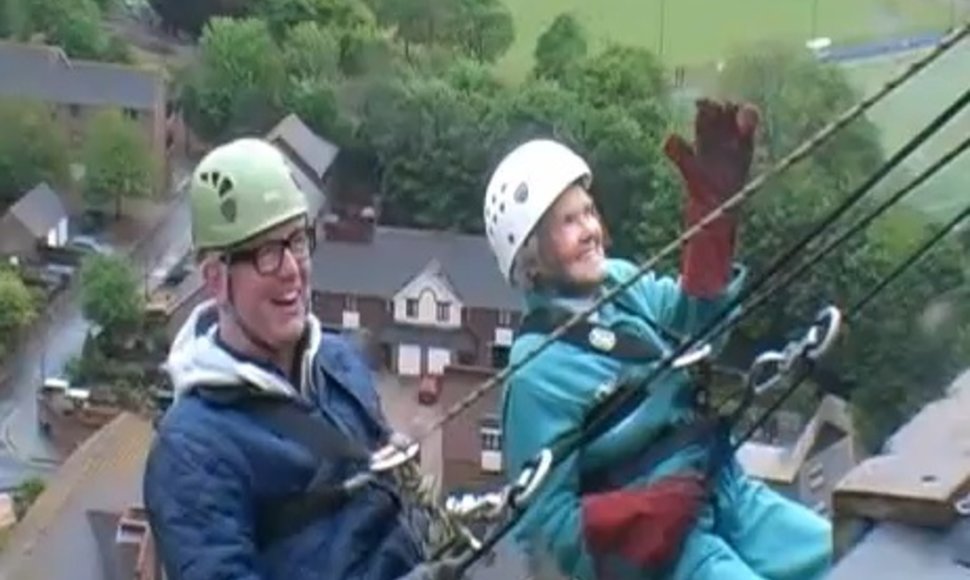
[321,147,380,244]
[322,197,379,244]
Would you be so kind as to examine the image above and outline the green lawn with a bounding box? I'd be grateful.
[842,39,970,221]
[498,0,957,79]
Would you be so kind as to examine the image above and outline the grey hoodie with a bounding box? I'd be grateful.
[163,298,322,400]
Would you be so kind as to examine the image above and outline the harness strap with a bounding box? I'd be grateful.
[580,417,729,495]
[517,307,666,362]
[193,387,373,545]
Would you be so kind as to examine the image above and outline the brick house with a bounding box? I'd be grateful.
[312,217,523,376]
[0,182,69,260]
[0,40,181,192]
[436,365,506,494]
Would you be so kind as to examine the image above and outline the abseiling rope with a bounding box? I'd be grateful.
[702,127,970,356]
[735,195,970,447]
[415,21,970,445]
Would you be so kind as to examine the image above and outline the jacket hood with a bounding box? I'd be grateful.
[163,299,323,400]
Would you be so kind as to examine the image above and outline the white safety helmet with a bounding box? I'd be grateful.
[483,139,592,283]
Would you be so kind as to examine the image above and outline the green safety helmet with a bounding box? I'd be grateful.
[190,138,309,251]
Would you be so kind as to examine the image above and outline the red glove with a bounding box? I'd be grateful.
[664,100,760,299]
[581,474,706,571]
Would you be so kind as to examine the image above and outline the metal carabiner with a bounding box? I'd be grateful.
[954,493,970,517]
[672,342,714,369]
[747,350,789,395]
[509,448,553,510]
[371,433,421,473]
[804,305,843,360]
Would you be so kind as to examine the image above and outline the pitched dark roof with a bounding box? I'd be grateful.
[312,227,522,311]
[0,41,163,110]
[267,113,339,180]
[7,182,67,238]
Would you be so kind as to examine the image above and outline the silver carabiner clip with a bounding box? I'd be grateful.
[371,433,421,473]
[509,448,553,509]
[804,306,842,360]
[672,342,713,369]
[748,350,789,395]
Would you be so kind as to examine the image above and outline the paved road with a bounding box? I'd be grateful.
[0,193,192,478]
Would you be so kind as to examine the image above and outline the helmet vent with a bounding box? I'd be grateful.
[513,182,529,203]
[199,170,237,223]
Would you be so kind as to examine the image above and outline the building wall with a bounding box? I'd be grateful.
[47,88,172,193]
[312,290,517,373]
[463,307,520,368]
[439,365,506,494]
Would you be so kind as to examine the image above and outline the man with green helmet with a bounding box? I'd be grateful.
[143,138,457,580]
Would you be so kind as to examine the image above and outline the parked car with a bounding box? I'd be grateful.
[67,235,112,256]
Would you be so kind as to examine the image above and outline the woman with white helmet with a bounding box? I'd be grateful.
[485,100,832,579]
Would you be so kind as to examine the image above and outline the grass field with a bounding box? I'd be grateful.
[842,38,970,221]
[497,0,959,79]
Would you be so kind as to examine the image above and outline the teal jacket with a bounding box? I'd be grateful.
[501,258,746,578]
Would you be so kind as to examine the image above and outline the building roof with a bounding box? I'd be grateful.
[266,113,340,181]
[283,156,327,218]
[312,226,522,311]
[830,369,970,578]
[736,394,856,483]
[830,518,970,579]
[0,412,154,580]
[6,182,68,238]
[0,41,163,110]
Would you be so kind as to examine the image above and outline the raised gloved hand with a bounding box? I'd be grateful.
[664,99,760,299]
[581,474,706,570]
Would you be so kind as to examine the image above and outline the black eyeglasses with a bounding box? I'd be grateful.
[225,226,317,275]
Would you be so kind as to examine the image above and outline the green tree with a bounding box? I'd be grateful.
[533,13,587,82]
[147,0,249,37]
[79,254,145,340]
[448,0,514,63]
[367,0,453,55]
[81,110,155,219]
[719,44,884,189]
[0,0,28,38]
[252,0,376,41]
[718,44,968,450]
[13,476,45,518]
[23,0,110,60]
[355,56,678,260]
[0,267,37,359]
[180,17,286,142]
[0,100,69,208]
[357,71,503,231]
[563,44,671,128]
[282,21,341,80]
